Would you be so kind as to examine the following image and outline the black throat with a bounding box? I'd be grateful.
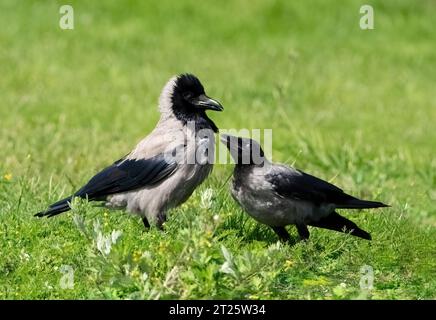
[172,109,219,133]
[232,165,254,190]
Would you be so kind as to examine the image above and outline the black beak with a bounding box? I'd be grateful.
[220,134,239,151]
[192,94,224,111]
[220,134,243,162]
[220,134,231,147]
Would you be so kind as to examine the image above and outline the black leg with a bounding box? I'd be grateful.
[296,224,310,241]
[271,226,291,243]
[156,212,167,230]
[142,217,150,230]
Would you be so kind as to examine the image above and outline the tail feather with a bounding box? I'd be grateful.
[336,198,389,209]
[35,196,73,218]
[310,211,372,240]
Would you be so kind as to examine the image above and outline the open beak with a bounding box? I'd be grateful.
[192,94,224,111]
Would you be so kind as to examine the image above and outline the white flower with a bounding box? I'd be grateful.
[141,251,152,259]
[111,230,122,243]
[268,241,282,252]
[93,219,101,235]
[96,232,111,255]
[200,188,214,209]
[20,252,31,262]
[95,228,122,256]
[123,264,131,274]
[220,261,236,277]
[44,281,54,290]
[219,245,237,277]
[141,272,149,282]
[73,214,86,234]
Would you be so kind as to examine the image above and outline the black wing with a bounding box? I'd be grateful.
[75,154,177,200]
[266,167,387,208]
[35,152,178,217]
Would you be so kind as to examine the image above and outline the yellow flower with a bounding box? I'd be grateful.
[158,242,168,252]
[303,276,331,287]
[132,250,142,262]
[284,259,294,270]
[4,173,12,181]
[130,268,141,278]
[200,238,212,248]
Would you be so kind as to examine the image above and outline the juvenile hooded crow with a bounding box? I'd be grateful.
[221,134,388,242]
[36,74,223,229]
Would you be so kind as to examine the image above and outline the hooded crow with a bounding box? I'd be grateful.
[36,74,223,229]
[221,134,388,242]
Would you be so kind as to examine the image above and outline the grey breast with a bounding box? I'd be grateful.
[108,126,215,220]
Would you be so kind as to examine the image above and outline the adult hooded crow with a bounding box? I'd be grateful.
[36,74,223,229]
[221,134,388,242]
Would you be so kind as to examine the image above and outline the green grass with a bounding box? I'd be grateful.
[0,0,435,299]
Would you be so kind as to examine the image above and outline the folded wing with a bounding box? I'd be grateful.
[266,166,388,209]
[35,151,179,217]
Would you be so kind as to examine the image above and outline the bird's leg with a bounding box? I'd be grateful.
[142,217,150,230]
[271,226,292,243]
[296,224,310,241]
[156,212,167,231]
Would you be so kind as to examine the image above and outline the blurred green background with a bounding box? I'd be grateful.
[0,0,434,299]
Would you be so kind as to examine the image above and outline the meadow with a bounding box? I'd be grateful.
[0,0,435,299]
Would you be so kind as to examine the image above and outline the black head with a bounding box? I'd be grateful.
[220,134,265,166]
[166,74,223,132]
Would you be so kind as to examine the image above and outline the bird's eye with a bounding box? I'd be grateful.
[183,92,193,100]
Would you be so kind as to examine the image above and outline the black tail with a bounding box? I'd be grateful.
[35,196,74,218]
[336,198,389,209]
[310,211,371,240]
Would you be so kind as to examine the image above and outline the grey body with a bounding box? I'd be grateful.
[108,117,214,224]
[231,164,333,227]
[222,134,388,242]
